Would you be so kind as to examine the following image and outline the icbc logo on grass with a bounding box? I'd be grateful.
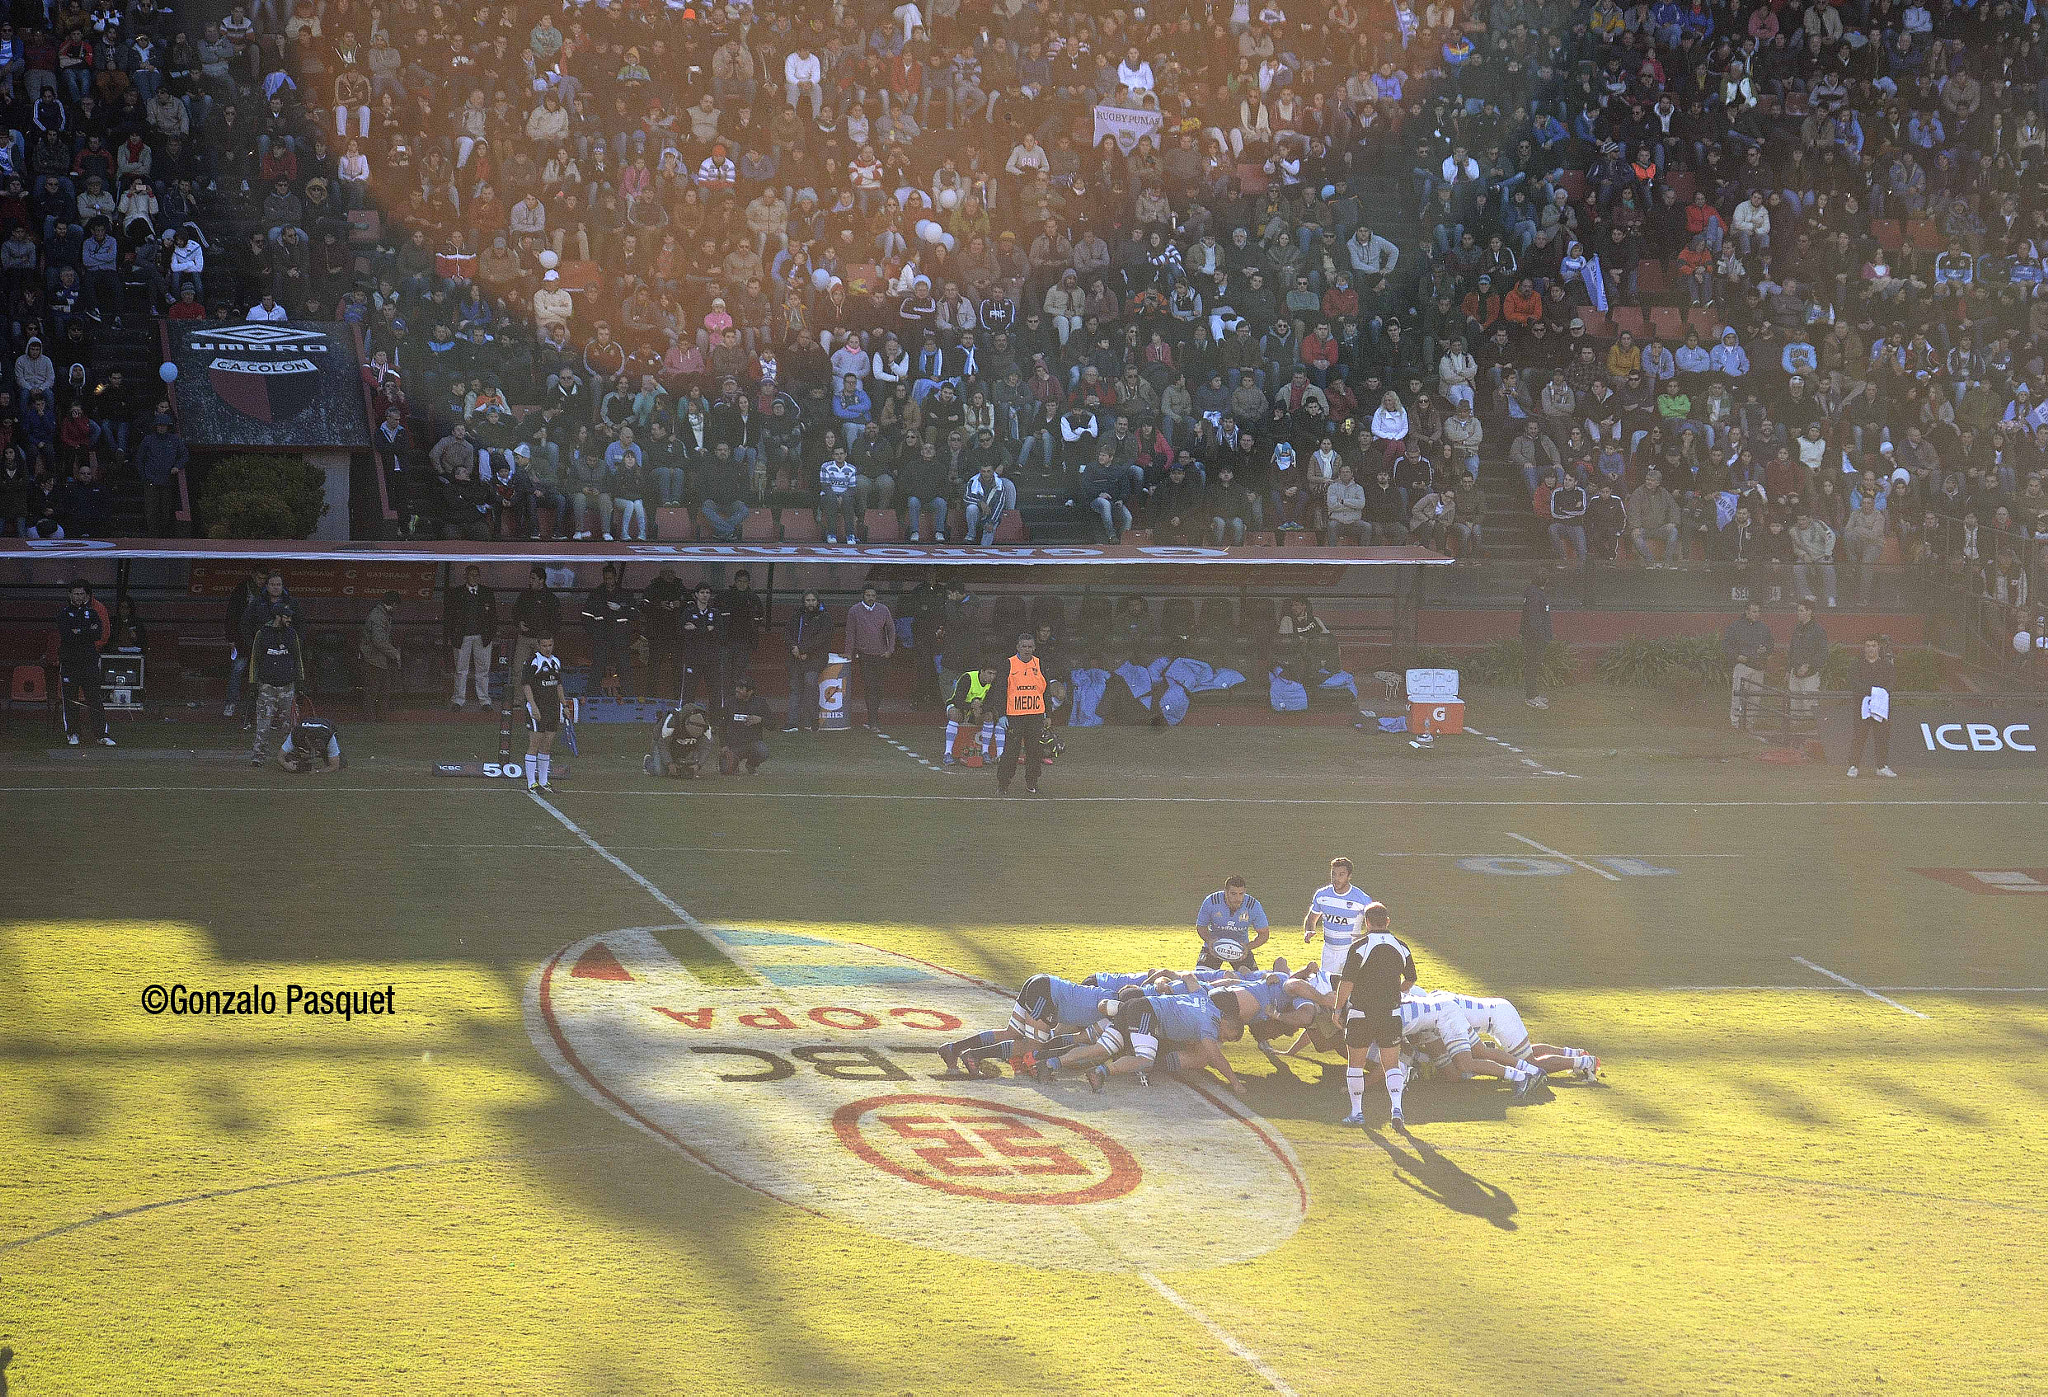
[525,926,1305,1272]
[833,1095,1141,1205]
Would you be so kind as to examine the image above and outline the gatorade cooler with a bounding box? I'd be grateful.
[818,653,851,731]
[1405,668,1464,735]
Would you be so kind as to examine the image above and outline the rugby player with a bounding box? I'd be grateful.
[1421,990,1599,1081]
[1042,982,1247,1095]
[520,634,564,793]
[942,663,999,766]
[938,973,1103,1077]
[1282,859,1376,1056]
[1329,904,1417,1124]
[1195,875,1270,971]
[1397,991,1547,1099]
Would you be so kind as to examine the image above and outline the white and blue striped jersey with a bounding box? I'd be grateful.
[1399,993,1476,1057]
[1309,882,1376,977]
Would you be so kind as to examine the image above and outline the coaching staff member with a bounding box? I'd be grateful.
[988,631,1049,795]
[58,579,114,746]
[1330,903,1417,1126]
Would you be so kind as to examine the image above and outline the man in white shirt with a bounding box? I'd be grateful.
[247,294,288,321]
[784,45,822,119]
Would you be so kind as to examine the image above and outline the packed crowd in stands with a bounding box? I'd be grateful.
[0,0,2042,635]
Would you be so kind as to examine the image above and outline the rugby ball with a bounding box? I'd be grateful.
[1211,938,1247,964]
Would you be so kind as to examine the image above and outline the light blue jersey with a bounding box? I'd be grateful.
[1089,969,1160,993]
[1238,974,1310,1019]
[1196,890,1269,944]
[1147,991,1223,1043]
[1188,966,1239,984]
[1048,977,1107,1027]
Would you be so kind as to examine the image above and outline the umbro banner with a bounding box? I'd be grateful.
[166,321,373,449]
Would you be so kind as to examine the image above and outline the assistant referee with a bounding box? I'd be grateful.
[988,631,1049,795]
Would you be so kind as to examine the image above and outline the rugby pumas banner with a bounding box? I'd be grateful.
[167,321,372,448]
[1093,104,1163,153]
[526,925,1306,1271]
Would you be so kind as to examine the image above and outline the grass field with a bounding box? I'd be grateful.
[4,690,2047,1396]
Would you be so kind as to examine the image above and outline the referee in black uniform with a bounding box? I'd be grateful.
[1330,903,1417,1126]
[520,634,565,793]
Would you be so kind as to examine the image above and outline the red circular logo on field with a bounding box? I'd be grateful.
[832,1094,1142,1205]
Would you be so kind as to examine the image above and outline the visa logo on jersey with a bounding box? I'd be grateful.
[1919,723,2038,754]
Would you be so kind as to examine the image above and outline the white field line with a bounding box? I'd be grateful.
[1652,985,2048,993]
[871,728,948,773]
[527,791,723,947]
[415,843,794,852]
[1465,725,1581,778]
[1505,832,1622,881]
[20,787,2048,809]
[1138,1270,1301,1397]
[1792,956,1933,1019]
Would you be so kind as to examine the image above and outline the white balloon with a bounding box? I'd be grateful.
[937,187,961,210]
[811,267,832,290]
[938,231,956,251]
[915,219,942,244]
[536,249,560,270]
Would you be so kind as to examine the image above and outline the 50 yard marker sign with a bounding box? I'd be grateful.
[524,926,1306,1272]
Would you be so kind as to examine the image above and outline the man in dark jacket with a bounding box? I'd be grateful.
[249,603,305,766]
[443,564,498,711]
[1206,463,1257,544]
[1847,635,1897,778]
[642,564,688,697]
[441,461,494,541]
[1787,598,1827,729]
[512,564,561,682]
[1151,461,1207,544]
[1362,469,1407,545]
[1080,448,1131,541]
[1521,579,1552,709]
[582,564,637,696]
[134,413,189,537]
[58,579,114,746]
[1721,599,1774,728]
[720,569,763,705]
[679,580,722,705]
[783,588,832,732]
[222,562,269,718]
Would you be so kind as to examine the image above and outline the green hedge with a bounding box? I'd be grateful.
[1412,638,1578,689]
[198,454,327,540]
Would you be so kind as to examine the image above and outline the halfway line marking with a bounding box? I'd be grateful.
[1506,832,1622,881]
[416,843,794,852]
[1138,1271,1301,1397]
[1792,956,1931,1020]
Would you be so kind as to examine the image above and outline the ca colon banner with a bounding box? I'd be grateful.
[1093,104,1162,153]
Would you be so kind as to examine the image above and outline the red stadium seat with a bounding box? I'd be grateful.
[1906,219,1944,252]
[10,664,46,707]
[1649,305,1686,342]
[1121,528,1154,546]
[1246,530,1277,547]
[1870,218,1903,252]
[1686,307,1724,340]
[1635,259,1671,295]
[1576,308,1612,339]
[1609,305,1647,340]
[655,506,695,541]
[741,509,781,541]
[777,510,821,542]
[862,509,902,542]
[993,512,1028,543]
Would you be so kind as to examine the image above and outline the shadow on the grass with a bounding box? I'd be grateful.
[1242,1056,1528,1126]
[1370,1126,1521,1230]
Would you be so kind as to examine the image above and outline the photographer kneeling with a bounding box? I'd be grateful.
[277,713,344,773]
[647,702,717,779]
